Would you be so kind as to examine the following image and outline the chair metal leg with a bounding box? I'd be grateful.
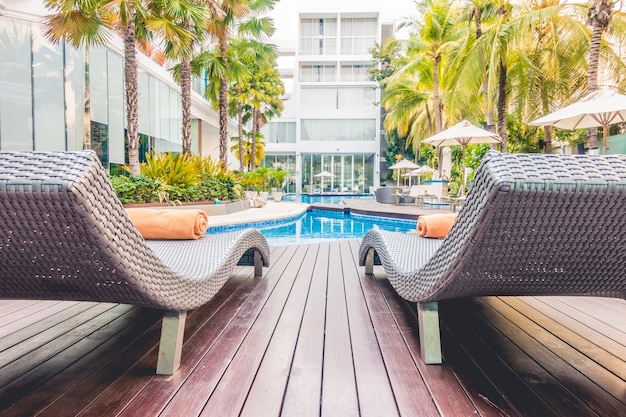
[365,248,375,275]
[156,311,187,375]
[417,302,442,364]
[254,249,263,278]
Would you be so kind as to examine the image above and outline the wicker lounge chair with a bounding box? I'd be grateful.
[375,186,401,204]
[359,152,626,364]
[0,151,270,375]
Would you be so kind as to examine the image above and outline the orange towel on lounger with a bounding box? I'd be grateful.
[125,208,209,240]
[417,213,458,239]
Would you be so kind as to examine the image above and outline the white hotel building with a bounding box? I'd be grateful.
[264,1,412,194]
[0,0,226,171]
[0,0,412,191]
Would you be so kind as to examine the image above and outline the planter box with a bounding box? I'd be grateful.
[123,199,251,216]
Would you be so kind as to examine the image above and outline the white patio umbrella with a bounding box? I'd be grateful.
[404,165,435,185]
[529,88,626,153]
[422,120,502,194]
[388,159,420,186]
[314,170,335,191]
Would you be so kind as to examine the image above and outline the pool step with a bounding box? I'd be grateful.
[308,203,350,214]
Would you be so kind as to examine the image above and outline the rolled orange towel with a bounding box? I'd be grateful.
[417,213,458,239]
[125,208,209,240]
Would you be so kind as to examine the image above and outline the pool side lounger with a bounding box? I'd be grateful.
[0,150,270,375]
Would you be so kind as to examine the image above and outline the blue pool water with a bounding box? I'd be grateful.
[207,209,417,246]
[282,193,373,205]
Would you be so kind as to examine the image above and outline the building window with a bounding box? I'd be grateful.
[340,64,373,82]
[299,64,336,82]
[300,18,337,55]
[301,87,376,110]
[0,15,191,168]
[261,121,296,143]
[262,154,297,192]
[0,18,34,150]
[90,121,109,163]
[341,17,377,55]
[301,119,376,141]
[302,153,374,193]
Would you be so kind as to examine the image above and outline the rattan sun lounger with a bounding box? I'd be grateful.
[359,152,626,364]
[0,151,270,375]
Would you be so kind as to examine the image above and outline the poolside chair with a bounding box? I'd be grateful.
[0,151,270,375]
[359,152,626,364]
[375,186,400,204]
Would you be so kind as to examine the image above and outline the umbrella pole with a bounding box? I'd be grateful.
[461,145,466,196]
[603,125,610,153]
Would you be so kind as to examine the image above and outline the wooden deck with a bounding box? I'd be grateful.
[1,240,625,416]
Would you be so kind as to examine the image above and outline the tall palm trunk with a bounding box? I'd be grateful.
[586,25,603,152]
[123,11,140,176]
[218,36,229,167]
[433,54,443,176]
[433,56,442,133]
[250,108,260,168]
[497,59,507,153]
[83,48,91,151]
[540,88,553,154]
[587,0,613,153]
[474,7,495,137]
[181,57,193,157]
[236,95,245,171]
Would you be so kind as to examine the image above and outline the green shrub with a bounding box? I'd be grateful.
[142,152,198,186]
[111,153,244,204]
[110,175,161,203]
[162,184,202,203]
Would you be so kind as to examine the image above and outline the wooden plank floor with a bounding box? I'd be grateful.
[1,240,625,416]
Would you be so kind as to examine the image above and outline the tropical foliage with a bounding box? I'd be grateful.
[43,0,283,174]
[203,0,279,167]
[42,0,626,194]
[43,0,149,176]
[230,133,266,169]
[111,152,244,204]
[146,0,216,157]
[374,0,626,183]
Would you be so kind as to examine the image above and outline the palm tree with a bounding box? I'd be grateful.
[227,37,278,171]
[457,0,521,153]
[413,0,462,133]
[456,0,499,131]
[205,0,249,167]
[244,54,284,168]
[493,0,513,153]
[381,73,431,149]
[586,0,615,152]
[394,0,462,175]
[206,0,277,168]
[508,0,589,153]
[147,0,215,157]
[229,78,250,171]
[43,0,148,176]
[230,131,265,169]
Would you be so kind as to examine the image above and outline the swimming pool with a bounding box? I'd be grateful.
[282,193,373,205]
[207,209,417,246]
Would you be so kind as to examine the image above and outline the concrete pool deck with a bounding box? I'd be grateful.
[207,197,451,227]
[207,201,309,227]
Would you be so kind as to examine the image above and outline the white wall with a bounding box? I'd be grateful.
[4,0,49,17]
[271,0,416,46]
